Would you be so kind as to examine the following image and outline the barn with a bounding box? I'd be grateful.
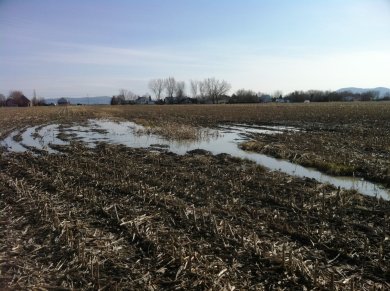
[57,98,70,106]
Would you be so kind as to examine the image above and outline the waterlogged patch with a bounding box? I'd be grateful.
[0,119,389,199]
[219,123,300,135]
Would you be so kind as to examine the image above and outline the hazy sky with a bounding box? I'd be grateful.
[1,0,389,98]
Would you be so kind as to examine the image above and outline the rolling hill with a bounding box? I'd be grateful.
[45,96,112,105]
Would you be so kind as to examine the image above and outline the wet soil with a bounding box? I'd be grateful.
[1,103,390,290]
[1,144,389,290]
[240,123,390,188]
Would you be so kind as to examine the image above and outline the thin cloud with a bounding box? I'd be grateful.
[22,42,198,67]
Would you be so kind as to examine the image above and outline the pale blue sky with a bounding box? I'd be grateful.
[1,0,389,98]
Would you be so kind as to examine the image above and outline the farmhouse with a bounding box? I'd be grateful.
[19,95,31,107]
[5,98,18,107]
[275,97,290,103]
[5,95,31,107]
[135,96,154,104]
[259,95,272,103]
[57,98,70,106]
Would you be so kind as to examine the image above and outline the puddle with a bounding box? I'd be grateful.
[219,123,299,135]
[1,120,389,199]
[2,124,67,153]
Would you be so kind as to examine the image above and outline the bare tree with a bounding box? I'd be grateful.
[148,79,164,100]
[116,89,127,104]
[190,80,199,98]
[273,90,283,99]
[118,89,126,98]
[164,77,176,98]
[31,89,37,106]
[233,89,258,103]
[118,89,128,99]
[111,96,119,105]
[37,97,46,106]
[201,78,231,104]
[198,81,206,101]
[30,90,46,106]
[0,93,6,106]
[118,89,137,103]
[175,81,186,99]
[9,90,24,100]
[126,91,137,101]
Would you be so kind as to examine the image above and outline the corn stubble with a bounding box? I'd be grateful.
[1,103,390,290]
[0,143,388,290]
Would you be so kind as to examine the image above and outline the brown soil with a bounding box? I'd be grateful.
[1,144,389,290]
[1,103,390,290]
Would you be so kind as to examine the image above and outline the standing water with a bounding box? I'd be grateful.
[1,119,389,199]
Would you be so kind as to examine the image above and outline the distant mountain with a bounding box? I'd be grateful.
[337,87,390,98]
[45,96,112,105]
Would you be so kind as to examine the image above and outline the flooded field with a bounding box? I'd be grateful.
[2,119,389,199]
[1,104,389,290]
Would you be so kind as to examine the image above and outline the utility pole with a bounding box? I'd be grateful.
[32,89,37,106]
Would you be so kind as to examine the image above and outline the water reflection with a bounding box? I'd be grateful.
[1,119,389,199]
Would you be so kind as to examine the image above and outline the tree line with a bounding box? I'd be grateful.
[111,77,389,105]
[111,77,232,105]
[149,77,231,104]
[285,90,387,103]
[2,82,389,107]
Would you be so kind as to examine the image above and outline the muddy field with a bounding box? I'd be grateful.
[1,103,390,290]
[241,124,390,187]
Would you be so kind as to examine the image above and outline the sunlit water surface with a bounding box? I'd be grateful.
[1,119,388,199]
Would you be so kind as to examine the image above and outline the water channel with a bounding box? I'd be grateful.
[1,119,389,200]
